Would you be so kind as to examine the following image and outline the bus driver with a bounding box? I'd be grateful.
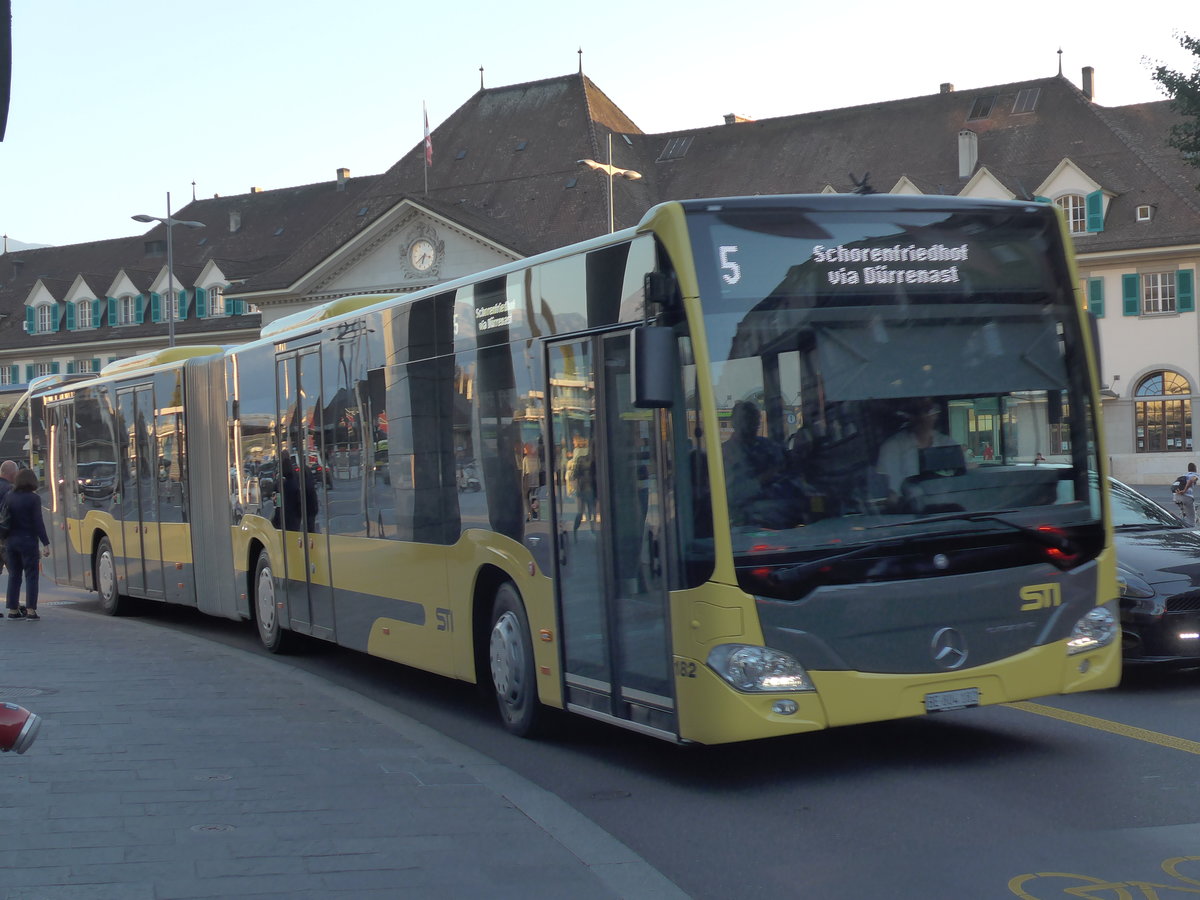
[875,398,958,503]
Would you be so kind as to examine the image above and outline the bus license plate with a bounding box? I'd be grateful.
[924,687,980,713]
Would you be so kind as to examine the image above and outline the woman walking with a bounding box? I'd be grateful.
[4,468,51,620]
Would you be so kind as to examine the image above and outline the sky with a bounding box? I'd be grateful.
[1,0,1196,248]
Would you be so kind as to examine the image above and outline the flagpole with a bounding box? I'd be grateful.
[423,102,430,196]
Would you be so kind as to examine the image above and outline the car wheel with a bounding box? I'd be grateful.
[94,536,125,616]
[489,583,541,736]
[254,551,294,654]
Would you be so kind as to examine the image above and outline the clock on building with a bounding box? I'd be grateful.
[409,238,436,272]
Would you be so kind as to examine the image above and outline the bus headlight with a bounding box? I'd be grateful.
[1067,606,1118,655]
[707,644,814,692]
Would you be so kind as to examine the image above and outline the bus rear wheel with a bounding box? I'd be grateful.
[488,583,541,736]
[254,551,294,654]
[94,536,125,616]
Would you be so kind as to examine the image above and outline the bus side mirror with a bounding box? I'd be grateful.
[632,325,676,409]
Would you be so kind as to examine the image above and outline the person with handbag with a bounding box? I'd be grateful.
[0,459,16,578]
[3,468,51,620]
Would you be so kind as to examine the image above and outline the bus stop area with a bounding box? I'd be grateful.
[0,584,684,899]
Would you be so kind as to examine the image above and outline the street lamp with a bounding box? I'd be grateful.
[578,133,642,233]
[132,192,205,347]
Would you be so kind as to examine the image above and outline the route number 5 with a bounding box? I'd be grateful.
[719,245,742,285]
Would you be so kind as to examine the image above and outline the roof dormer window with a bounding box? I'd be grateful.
[36,304,56,334]
[1055,194,1087,234]
[1136,204,1154,222]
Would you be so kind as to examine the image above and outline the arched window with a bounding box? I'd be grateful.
[1135,370,1192,452]
[1055,194,1087,234]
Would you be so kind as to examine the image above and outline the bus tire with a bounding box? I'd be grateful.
[488,582,541,737]
[94,536,125,616]
[253,551,294,654]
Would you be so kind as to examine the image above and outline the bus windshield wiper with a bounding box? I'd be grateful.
[868,509,1073,553]
[766,533,961,592]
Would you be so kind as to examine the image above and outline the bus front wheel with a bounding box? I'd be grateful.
[254,551,294,654]
[488,583,541,736]
[94,536,125,616]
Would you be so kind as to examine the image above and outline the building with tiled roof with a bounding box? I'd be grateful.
[1,66,1197,482]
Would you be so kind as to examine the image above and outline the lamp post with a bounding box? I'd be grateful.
[578,133,642,233]
[132,192,205,348]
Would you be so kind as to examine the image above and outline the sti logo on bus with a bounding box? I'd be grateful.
[1019,583,1062,612]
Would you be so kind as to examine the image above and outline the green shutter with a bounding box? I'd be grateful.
[92,358,100,371]
[24,365,33,383]
[25,307,35,334]
[1033,195,1051,203]
[151,293,162,323]
[108,297,117,325]
[7,366,17,384]
[196,287,207,318]
[91,298,101,327]
[224,294,234,316]
[65,301,76,331]
[50,362,60,375]
[1086,190,1104,232]
[1178,269,1195,313]
[1122,274,1140,316]
[1087,278,1105,317]
[135,294,145,324]
[66,361,76,374]
[50,305,60,332]
[234,300,245,316]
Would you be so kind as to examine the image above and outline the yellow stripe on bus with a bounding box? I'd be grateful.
[1008,700,1200,755]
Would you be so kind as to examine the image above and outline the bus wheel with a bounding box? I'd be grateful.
[254,551,293,654]
[488,583,541,736]
[94,536,124,616]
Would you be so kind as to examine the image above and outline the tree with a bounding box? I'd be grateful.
[1151,32,1200,186]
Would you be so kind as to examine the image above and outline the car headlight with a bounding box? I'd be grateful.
[1116,569,1155,600]
[707,644,814,692]
[1067,606,1118,655]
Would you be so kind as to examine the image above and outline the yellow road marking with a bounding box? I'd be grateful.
[1007,701,1200,755]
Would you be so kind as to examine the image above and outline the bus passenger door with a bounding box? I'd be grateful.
[116,386,165,600]
[44,401,80,585]
[275,348,335,641]
[548,331,675,737]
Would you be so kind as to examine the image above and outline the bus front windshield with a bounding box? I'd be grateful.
[686,200,1102,567]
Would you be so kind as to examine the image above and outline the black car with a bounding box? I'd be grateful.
[1112,478,1200,666]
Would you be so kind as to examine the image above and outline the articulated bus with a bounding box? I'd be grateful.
[27,194,1120,744]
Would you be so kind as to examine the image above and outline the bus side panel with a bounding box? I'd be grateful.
[185,358,243,620]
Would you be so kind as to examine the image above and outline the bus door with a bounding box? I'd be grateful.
[548,331,675,737]
[44,400,80,585]
[116,385,165,600]
[275,347,335,640]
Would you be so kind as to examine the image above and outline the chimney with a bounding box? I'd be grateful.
[336,167,351,190]
[940,83,955,94]
[722,114,755,125]
[1082,66,1094,101]
[229,210,242,233]
[958,130,978,179]
[250,187,262,194]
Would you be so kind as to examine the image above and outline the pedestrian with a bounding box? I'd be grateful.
[1173,462,1199,527]
[0,459,16,577]
[4,467,51,620]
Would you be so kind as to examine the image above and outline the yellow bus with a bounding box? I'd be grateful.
[32,194,1120,744]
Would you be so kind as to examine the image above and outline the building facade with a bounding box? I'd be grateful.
[0,66,1197,483]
